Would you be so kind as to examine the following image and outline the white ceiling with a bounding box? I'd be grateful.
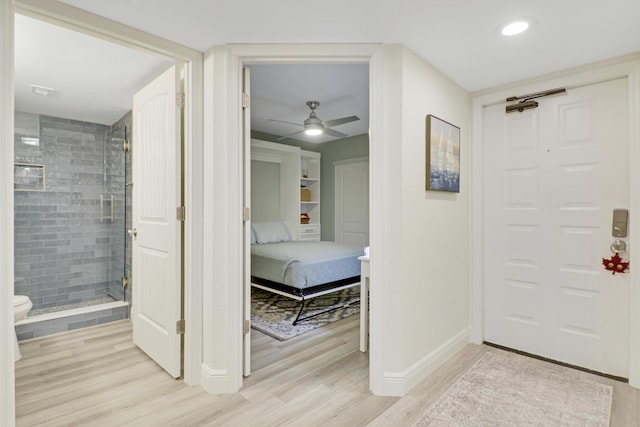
[14,0,640,139]
[14,14,172,125]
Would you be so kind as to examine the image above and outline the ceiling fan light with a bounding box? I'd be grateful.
[304,123,323,136]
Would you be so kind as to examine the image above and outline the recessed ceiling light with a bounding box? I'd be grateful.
[501,20,529,36]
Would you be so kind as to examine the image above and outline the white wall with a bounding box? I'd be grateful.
[0,0,15,424]
[375,45,471,394]
[200,43,472,396]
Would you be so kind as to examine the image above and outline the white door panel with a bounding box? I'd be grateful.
[484,78,629,377]
[132,65,182,378]
[335,161,369,246]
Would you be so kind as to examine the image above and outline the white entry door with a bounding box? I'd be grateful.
[335,160,369,246]
[132,65,182,378]
[483,78,630,377]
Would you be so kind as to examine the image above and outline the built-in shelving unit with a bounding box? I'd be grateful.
[300,150,321,241]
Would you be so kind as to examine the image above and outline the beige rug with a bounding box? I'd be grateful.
[414,351,612,427]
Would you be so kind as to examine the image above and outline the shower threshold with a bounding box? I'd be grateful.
[29,297,120,317]
[18,299,129,326]
[15,299,130,341]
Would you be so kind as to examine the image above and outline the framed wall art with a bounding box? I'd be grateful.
[426,114,460,192]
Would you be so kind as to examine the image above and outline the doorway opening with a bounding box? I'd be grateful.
[11,8,196,383]
[244,62,371,375]
[13,13,174,341]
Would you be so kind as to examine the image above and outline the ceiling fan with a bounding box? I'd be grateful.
[270,100,360,141]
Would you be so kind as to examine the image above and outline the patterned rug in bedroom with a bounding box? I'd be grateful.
[251,287,360,340]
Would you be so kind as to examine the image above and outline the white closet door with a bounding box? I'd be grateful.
[335,160,369,246]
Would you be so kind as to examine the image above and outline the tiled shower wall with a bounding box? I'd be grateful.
[14,112,131,311]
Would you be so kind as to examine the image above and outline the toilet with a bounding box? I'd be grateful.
[13,295,33,362]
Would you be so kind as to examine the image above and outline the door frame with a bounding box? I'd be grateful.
[470,58,640,387]
[200,44,384,394]
[2,1,204,422]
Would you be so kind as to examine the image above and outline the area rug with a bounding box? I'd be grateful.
[251,287,359,341]
[413,351,612,427]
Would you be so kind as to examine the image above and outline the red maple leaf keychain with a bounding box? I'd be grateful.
[602,252,630,275]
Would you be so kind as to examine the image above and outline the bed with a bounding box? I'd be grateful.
[251,221,364,325]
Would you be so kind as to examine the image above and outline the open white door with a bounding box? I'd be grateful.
[132,65,182,378]
[242,67,252,376]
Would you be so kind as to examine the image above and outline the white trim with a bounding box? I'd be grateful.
[15,0,199,62]
[627,60,640,388]
[200,365,235,393]
[16,301,129,325]
[367,46,385,395]
[471,58,640,388]
[469,96,485,345]
[201,43,385,394]
[1,0,15,424]
[380,328,470,396]
[333,156,369,166]
[182,56,204,387]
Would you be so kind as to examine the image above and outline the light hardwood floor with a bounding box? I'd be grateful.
[15,317,640,426]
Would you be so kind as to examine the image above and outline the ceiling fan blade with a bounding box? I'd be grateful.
[323,128,349,138]
[322,115,360,128]
[269,119,303,127]
[276,130,305,141]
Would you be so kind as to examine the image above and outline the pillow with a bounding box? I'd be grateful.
[250,227,257,244]
[252,221,292,244]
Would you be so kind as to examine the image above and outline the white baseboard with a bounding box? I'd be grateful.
[380,327,470,396]
[200,364,237,394]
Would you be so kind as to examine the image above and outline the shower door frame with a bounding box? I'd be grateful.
[1,1,204,422]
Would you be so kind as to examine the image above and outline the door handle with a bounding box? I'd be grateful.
[127,228,138,239]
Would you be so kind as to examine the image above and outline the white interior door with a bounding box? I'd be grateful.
[243,67,252,377]
[483,78,630,377]
[335,160,369,246]
[132,65,182,378]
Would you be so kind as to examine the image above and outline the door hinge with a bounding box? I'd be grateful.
[121,276,129,288]
[176,92,185,108]
[243,207,250,223]
[243,319,250,335]
[176,319,185,334]
[242,92,250,109]
[176,206,186,221]
[122,139,130,152]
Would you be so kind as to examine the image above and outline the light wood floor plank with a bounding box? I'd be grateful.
[14,318,640,426]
